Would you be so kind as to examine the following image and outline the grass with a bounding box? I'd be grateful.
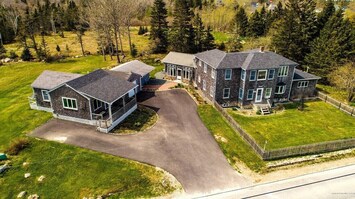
[0,56,178,197]
[197,105,266,172]
[0,139,177,198]
[227,101,355,150]
[317,84,354,106]
[112,105,158,134]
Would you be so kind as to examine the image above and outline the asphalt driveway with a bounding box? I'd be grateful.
[31,89,249,194]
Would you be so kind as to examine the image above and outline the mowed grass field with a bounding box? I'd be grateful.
[0,56,179,198]
[227,101,355,150]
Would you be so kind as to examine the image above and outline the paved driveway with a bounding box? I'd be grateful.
[31,89,249,194]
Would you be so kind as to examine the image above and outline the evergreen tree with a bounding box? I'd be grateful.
[56,44,61,52]
[226,36,243,52]
[202,26,215,51]
[150,0,169,53]
[317,0,335,35]
[0,42,6,58]
[21,47,33,61]
[305,10,355,82]
[273,1,284,20]
[130,43,138,57]
[247,10,264,37]
[234,6,248,37]
[169,0,196,53]
[193,13,204,52]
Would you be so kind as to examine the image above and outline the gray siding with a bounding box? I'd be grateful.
[290,79,318,99]
[274,66,296,101]
[33,88,51,108]
[50,85,91,120]
[215,69,241,105]
[195,59,216,101]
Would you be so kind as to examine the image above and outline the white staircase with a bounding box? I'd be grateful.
[260,107,271,115]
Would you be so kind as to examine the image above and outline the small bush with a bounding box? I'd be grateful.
[21,47,33,61]
[6,138,30,155]
[130,43,138,57]
[9,51,18,59]
[256,110,261,115]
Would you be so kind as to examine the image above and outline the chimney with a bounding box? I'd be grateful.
[260,46,265,53]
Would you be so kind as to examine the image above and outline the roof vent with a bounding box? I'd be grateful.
[260,46,265,53]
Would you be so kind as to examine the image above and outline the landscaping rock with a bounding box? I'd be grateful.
[154,58,160,63]
[17,191,26,198]
[0,164,9,174]
[38,175,45,182]
[23,162,29,167]
[24,173,31,178]
[27,194,39,199]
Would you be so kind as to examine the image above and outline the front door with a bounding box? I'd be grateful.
[177,69,182,80]
[256,88,263,103]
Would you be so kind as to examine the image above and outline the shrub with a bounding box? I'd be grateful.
[56,44,61,52]
[6,138,30,155]
[130,43,138,57]
[21,47,33,61]
[9,51,18,59]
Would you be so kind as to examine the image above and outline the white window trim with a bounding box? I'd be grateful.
[250,70,256,81]
[210,86,215,97]
[297,81,309,88]
[239,88,244,100]
[223,88,230,99]
[93,99,102,111]
[41,90,50,102]
[257,70,267,81]
[275,85,286,94]
[62,97,78,110]
[247,89,254,100]
[203,80,206,91]
[265,88,272,99]
[225,69,232,80]
[211,69,215,79]
[255,88,264,102]
[203,63,207,73]
[241,69,246,81]
[198,75,201,83]
[278,66,289,77]
[268,69,275,80]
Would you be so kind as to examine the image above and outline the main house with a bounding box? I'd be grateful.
[163,48,320,108]
[29,60,154,133]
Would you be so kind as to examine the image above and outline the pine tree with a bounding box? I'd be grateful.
[21,47,33,61]
[130,43,138,57]
[247,10,264,37]
[202,26,215,51]
[273,1,284,20]
[234,6,248,37]
[150,0,169,53]
[193,13,204,52]
[169,0,196,53]
[305,10,355,82]
[317,0,335,35]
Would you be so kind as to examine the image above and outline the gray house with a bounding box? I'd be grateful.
[162,52,195,82]
[30,69,139,133]
[163,48,320,109]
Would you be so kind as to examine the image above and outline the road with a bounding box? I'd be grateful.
[197,164,355,199]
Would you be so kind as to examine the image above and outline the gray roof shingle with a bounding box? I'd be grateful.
[31,70,82,90]
[66,69,136,103]
[110,60,154,76]
[194,49,298,70]
[162,52,196,68]
[293,69,321,80]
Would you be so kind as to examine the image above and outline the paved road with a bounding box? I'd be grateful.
[31,90,249,195]
[198,164,355,199]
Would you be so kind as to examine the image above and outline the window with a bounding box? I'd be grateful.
[198,75,201,83]
[203,80,206,91]
[265,88,272,98]
[198,59,202,67]
[225,69,232,80]
[275,85,286,94]
[203,63,207,73]
[128,89,135,98]
[247,89,254,100]
[241,69,246,80]
[41,90,50,102]
[297,81,309,88]
[239,88,244,100]
[211,69,216,79]
[62,97,78,110]
[268,69,275,80]
[250,70,256,81]
[93,99,103,110]
[257,70,267,80]
[210,85,215,97]
[223,88,230,99]
[278,66,289,77]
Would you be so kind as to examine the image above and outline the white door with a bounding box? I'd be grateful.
[177,69,182,80]
[256,88,263,103]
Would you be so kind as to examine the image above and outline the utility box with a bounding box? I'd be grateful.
[0,153,7,161]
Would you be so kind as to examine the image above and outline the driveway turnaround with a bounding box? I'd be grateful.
[31,89,249,194]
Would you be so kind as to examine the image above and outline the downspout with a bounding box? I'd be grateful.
[288,65,296,100]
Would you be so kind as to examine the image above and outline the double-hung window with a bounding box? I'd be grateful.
[93,99,103,111]
[275,85,286,94]
[223,88,230,99]
[297,81,309,88]
[41,90,50,102]
[211,69,216,79]
[265,88,272,98]
[198,75,201,83]
[62,97,78,110]
[203,63,207,73]
[225,69,232,80]
[250,70,256,81]
[241,69,246,81]
[210,85,215,97]
[278,66,289,77]
[247,89,254,100]
[268,69,275,80]
[203,80,206,91]
[239,88,244,100]
[257,70,267,80]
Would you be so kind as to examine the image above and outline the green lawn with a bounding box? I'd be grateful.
[317,84,355,106]
[198,105,266,172]
[227,101,355,150]
[0,56,178,198]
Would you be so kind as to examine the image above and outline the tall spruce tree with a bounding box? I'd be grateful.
[305,10,355,82]
[247,10,264,37]
[234,6,248,37]
[317,0,335,35]
[150,0,169,53]
[169,0,196,53]
[202,26,215,51]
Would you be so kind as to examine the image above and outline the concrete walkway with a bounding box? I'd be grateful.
[31,90,249,195]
